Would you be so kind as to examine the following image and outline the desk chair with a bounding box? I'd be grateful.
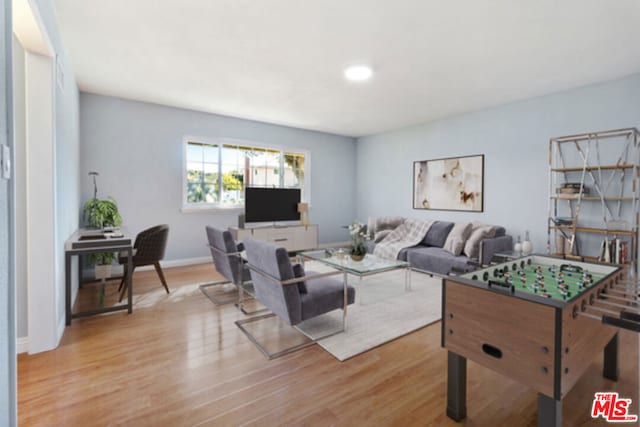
[118,224,170,301]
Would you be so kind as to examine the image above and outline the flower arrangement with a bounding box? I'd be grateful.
[348,221,368,260]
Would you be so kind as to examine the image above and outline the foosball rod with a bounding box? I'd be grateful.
[603,289,639,301]
[607,291,640,302]
[610,284,640,294]
[577,309,640,332]
[595,297,640,312]
[612,281,640,290]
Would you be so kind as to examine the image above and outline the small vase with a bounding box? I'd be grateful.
[350,253,365,262]
[514,235,522,255]
[522,230,533,255]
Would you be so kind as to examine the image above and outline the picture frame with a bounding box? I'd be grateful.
[413,154,484,212]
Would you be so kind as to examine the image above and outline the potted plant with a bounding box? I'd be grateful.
[348,221,368,261]
[83,196,122,279]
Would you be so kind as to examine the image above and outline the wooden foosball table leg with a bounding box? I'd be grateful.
[538,394,562,427]
[446,351,467,421]
[603,332,619,381]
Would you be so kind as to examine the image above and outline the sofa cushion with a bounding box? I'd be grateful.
[292,263,307,294]
[407,247,473,276]
[443,222,473,256]
[463,224,497,259]
[422,221,454,247]
[300,275,355,321]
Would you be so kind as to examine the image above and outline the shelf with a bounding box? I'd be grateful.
[551,128,639,143]
[550,196,634,201]
[550,164,635,172]
[548,128,639,274]
[550,226,636,236]
[550,253,632,267]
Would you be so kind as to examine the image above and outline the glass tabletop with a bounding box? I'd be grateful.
[300,250,409,275]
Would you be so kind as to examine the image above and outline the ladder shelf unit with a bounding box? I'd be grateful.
[547,128,640,278]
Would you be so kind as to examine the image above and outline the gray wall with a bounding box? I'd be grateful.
[11,36,26,339]
[356,73,640,255]
[80,93,357,261]
[1,0,16,423]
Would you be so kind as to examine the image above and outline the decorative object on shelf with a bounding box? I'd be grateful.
[348,221,368,261]
[513,235,522,255]
[297,202,309,226]
[82,171,123,278]
[555,235,566,255]
[413,154,484,212]
[522,230,533,255]
[547,128,639,275]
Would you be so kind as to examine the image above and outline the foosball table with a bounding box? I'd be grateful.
[442,255,638,426]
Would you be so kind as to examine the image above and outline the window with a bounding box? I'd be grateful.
[183,138,309,209]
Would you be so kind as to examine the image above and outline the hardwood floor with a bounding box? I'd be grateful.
[18,264,638,426]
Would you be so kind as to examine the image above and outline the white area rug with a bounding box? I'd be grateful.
[297,263,442,361]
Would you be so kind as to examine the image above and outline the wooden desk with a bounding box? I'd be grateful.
[64,229,133,325]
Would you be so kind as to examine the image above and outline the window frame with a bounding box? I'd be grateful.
[181,135,311,212]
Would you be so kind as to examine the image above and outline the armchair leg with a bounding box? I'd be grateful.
[118,265,136,302]
[154,262,170,294]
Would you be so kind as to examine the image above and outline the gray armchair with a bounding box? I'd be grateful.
[236,238,356,359]
[200,226,257,313]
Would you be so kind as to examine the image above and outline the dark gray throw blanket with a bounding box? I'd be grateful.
[373,219,434,260]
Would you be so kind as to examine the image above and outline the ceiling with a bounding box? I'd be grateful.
[54,0,640,137]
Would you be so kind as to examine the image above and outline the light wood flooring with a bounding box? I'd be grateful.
[18,264,638,426]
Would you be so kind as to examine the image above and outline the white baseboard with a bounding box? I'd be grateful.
[16,336,29,354]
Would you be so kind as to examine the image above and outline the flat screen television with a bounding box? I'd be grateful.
[245,187,301,223]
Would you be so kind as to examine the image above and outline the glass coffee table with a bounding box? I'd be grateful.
[299,250,412,304]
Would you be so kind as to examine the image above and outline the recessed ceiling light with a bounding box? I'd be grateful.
[344,65,373,81]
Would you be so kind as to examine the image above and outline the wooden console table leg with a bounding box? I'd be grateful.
[603,332,619,381]
[538,393,561,427]
[447,351,467,421]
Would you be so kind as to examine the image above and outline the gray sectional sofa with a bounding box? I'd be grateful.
[365,218,512,276]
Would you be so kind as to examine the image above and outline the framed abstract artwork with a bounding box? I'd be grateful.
[413,154,484,212]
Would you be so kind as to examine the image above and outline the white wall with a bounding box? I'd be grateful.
[25,52,57,353]
[12,0,80,351]
[11,36,26,340]
[80,93,357,261]
[356,73,640,256]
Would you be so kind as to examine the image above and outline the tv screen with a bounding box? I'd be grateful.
[245,187,301,223]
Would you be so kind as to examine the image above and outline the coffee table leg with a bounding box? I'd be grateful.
[405,266,411,292]
[358,276,363,305]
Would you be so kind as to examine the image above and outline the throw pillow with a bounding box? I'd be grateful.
[443,222,473,256]
[292,263,307,294]
[422,221,455,247]
[463,225,497,259]
[374,229,393,243]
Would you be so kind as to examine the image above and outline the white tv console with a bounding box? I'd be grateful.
[229,224,318,252]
